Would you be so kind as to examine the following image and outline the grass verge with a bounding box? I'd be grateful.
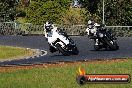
[0,46,34,60]
[0,58,131,88]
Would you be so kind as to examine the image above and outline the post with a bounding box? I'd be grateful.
[103,0,105,24]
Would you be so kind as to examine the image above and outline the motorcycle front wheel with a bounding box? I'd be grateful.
[94,45,100,51]
[71,46,79,55]
[104,38,119,50]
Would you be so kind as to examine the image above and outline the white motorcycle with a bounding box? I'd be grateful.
[46,27,79,56]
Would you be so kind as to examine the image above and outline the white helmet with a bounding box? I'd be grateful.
[88,20,94,29]
[88,20,92,25]
[44,21,53,31]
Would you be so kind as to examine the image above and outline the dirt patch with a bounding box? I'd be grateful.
[0,58,128,73]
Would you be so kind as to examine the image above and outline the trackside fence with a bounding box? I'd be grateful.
[0,22,132,37]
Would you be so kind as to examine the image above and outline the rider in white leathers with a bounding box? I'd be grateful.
[44,21,54,39]
[86,20,100,36]
[86,20,101,45]
[44,21,70,53]
[44,21,57,52]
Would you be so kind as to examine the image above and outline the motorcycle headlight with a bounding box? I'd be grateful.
[99,33,104,37]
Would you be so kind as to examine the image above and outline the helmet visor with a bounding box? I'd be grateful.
[88,25,93,29]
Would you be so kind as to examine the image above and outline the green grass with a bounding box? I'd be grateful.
[0,46,33,60]
[0,59,132,88]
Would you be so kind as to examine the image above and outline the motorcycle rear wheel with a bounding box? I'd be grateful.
[56,44,70,56]
[104,38,119,50]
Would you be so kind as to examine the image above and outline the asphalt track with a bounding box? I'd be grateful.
[0,36,132,65]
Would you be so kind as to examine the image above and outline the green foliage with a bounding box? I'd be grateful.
[60,8,88,25]
[0,0,19,21]
[25,0,70,24]
[0,0,131,26]
[80,0,100,14]
[79,0,102,23]
[80,0,132,26]
[15,0,27,17]
[105,0,132,26]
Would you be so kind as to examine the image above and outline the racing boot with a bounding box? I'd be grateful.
[49,45,57,53]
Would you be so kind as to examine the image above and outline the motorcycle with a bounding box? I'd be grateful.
[46,27,79,56]
[86,25,119,51]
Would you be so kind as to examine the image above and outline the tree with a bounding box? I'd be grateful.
[105,0,132,26]
[0,0,19,21]
[60,8,88,25]
[80,0,132,26]
[79,0,102,23]
[80,0,100,14]
[0,0,28,22]
[25,0,70,24]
